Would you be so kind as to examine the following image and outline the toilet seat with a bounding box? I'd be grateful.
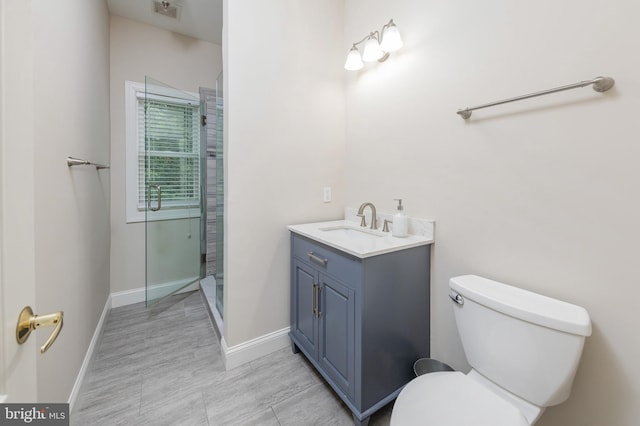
[391,371,530,426]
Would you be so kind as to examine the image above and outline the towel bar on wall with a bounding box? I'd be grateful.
[67,156,109,170]
[457,76,615,119]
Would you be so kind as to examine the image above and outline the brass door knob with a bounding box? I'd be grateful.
[16,306,64,354]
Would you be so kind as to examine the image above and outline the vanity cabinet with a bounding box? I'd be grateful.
[289,233,431,426]
[292,257,356,398]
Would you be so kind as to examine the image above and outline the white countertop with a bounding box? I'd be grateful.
[287,219,434,259]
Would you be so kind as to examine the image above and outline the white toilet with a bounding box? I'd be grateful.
[391,275,592,425]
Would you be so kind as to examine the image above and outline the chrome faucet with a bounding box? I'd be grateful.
[357,202,378,230]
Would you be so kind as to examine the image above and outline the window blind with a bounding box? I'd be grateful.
[137,97,201,211]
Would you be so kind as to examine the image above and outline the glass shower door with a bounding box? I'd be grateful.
[144,76,205,306]
[214,71,224,316]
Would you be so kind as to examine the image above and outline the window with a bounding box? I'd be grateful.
[126,81,201,222]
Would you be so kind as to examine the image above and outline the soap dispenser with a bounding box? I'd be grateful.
[392,199,408,238]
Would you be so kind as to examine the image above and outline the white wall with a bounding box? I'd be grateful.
[0,0,111,402]
[223,0,346,346]
[109,16,222,294]
[344,1,640,425]
[33,0,111,402]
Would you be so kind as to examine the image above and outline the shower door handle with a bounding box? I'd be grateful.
[148,185,162,211]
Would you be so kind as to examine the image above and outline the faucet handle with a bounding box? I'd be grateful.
[357,214,367,227]
[382,219,392,232]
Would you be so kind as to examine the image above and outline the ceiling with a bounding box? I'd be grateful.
[106,0,223,45]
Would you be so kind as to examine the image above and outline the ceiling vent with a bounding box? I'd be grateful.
[152,1,181,20]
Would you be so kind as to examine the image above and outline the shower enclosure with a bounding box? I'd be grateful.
[144,77,206,306]
[142,74,224,321]
[214,71,224,316]
[198,71,224,320]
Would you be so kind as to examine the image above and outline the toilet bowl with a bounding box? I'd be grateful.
[392,371,529,426]
[390,275,592,426]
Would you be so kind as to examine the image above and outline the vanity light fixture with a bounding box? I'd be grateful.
[344,19,403,71]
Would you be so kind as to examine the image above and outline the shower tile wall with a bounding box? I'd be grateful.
[200,87,217,277]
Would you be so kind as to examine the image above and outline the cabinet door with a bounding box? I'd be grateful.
[318,274,355,400]
[291,259,318,358]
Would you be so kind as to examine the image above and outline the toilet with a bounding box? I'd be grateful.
[391,275,592,425]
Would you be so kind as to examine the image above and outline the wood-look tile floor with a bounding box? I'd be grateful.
[71,291,393,426]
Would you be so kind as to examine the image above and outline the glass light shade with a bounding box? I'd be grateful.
[362,37,383,62]
[344,47,364,71]
[380,24,403,52]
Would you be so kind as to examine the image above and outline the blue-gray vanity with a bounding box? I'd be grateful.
[288,219,433,426]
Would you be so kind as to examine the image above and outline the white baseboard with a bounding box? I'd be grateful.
[68,294,111,412]
[111,278,200,308]
[221,327,291,370]
[110,287,144,308]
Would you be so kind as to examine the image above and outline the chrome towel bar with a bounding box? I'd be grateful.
[457,76,615,119]
[67,156,109,170]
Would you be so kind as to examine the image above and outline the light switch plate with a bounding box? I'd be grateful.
[323,187,332,203]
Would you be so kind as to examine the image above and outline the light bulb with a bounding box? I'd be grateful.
[362,37,383,62]
[380,24,403,52]
[344,47,364,71]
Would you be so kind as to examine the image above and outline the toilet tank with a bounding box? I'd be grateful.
[449,275,591,407]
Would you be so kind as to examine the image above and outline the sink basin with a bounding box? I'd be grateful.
[319,226,385,241]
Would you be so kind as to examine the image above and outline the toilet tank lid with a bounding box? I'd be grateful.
[450,275,592,336]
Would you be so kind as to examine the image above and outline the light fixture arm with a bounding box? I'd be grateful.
[352,32,376,49]
[354,19,397,46]
[351,28,390,63]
